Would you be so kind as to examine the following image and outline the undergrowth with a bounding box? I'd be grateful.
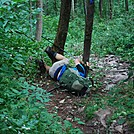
[0,1,133,133]
[0,42,83,133]
[84,80,134,131]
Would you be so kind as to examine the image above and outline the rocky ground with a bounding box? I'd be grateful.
[35,55,133,134]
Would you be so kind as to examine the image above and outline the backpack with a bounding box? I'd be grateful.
[59,68,92,95]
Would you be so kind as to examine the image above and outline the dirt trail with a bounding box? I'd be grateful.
[36,55,132,134]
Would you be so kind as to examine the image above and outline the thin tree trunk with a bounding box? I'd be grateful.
[103,1,107,18]
[72,0,75,19]
[53,0,72,54]
[54,0,58,15]
[83,0,94,63]
[99,0,103,18]
[29,0,32,35]
[83,0,87,15]
[35,0,43,41]
[44,0,49,15]
[109,0,112,19]
[125,0,129,11]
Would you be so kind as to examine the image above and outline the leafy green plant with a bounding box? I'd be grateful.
[63,120,83,134]
[92,10,134,61]
[0,0,133,133]
[84,94,105,120]
[0,44,83,133]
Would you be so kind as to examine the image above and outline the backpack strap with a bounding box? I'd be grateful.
[57,65,67,81]
[72,64,86,78]
[78,64,86,77]
[54,66,63,80]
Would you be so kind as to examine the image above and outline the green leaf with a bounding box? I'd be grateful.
[36,96,43,103]
[0,98,4,103]
[16,60,25,65]
[11,88,21,94]
[0,0,10,5]
[77,121,85,125]
[74,117,85,125]
[118,118,126,125]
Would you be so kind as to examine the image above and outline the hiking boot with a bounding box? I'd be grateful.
[35,59,46,74]
[45,46,57,61]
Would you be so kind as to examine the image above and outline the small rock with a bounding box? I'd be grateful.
[78,106,85,113]
[73,106,77,109]
[115,125,123,133]
[110,120,117,130]
[59,99,65,103]
[55,106,59,109]
[105,84,115,90]
[112,74,128,83]
[108,61,118,66]
[110,68,118,72]
[66,118,72,121]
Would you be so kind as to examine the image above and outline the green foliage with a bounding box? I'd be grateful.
[43,15,59,40]
[43,0,61,15]
[92,13,134,61]
[84,94,105,119]
[91,1,134,61]
[0,0,133,133]
[65,1,134,62]
[0,1,32,33]
[74,117,85,125]
[0,36,82,134]
[107,81,134,123]
[0,1,83,133]
[65,17,85,57]
[85,80,134,130]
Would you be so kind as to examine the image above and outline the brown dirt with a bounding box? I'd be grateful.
[35,75,131,134]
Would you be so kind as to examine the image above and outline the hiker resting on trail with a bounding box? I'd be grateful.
[36,46,92,96]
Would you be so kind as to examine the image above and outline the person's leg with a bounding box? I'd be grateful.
[55,53,66,60]
[45,46,67,61]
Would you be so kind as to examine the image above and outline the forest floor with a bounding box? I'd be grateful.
[35,54,133,134]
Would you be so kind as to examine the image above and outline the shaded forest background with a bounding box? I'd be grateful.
[0,0,134,133]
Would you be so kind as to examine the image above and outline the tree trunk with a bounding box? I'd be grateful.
[99,0,103,18]
[53,0,72,54]
[29,0,32,35]
[83,0,87,15]
[109,0,112,19]
[44,0,49,15]
[54,0,58,15]
[125,0,129,11]
[72,0,75,19]
[35,0,43,41]
[83,0,94,63]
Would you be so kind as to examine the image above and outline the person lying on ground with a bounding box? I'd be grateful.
[36,46,92,96]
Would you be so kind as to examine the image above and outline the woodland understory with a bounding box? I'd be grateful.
[0,0,134,134]
[35,54,133,134]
